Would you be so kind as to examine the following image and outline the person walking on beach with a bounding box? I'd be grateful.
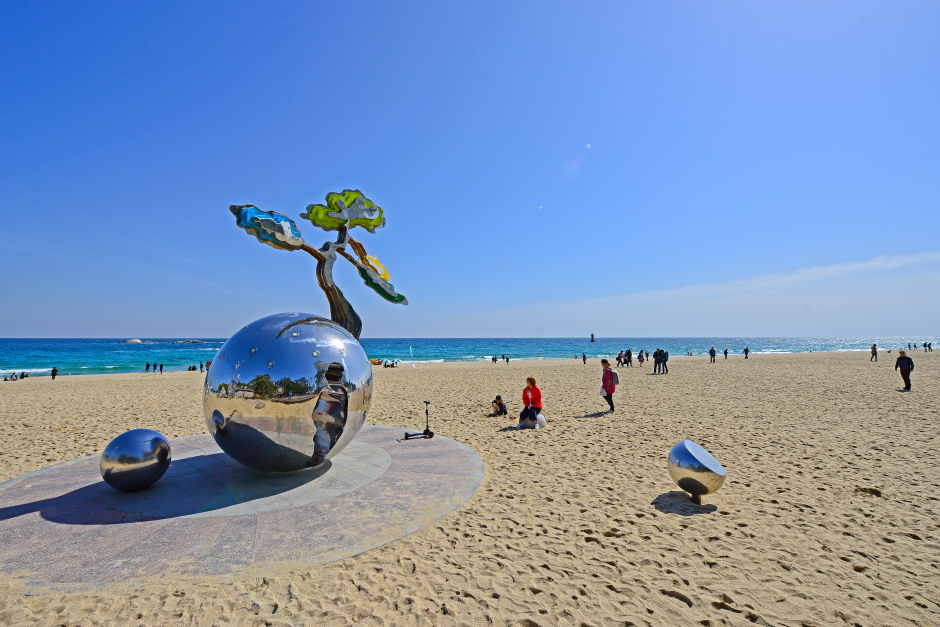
[709,347,716,363]
[517,377,542,429]
[616,351,624,367]
[51,367,58,380]
[724,348,728,359]
[582,353,587,364]
[924,342,928,353]
[200,362,204,372]
[645,350,649,362]
[145,362,150,373]
[743,347,750,359]
[600,359,615,413]
[159,362,164,373]
[895,351,914,391]
[662,351,669,374]
[870,344,878,362]
[908,342,911,350]
[625,349,633,367]
[637,351,644,367]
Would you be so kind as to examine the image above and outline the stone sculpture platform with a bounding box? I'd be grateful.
[0,426,484,587]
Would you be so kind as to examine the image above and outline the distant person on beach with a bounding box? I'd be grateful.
[625,349,633,367]
[505,356,509,364]
[929,343,933,352]
[517,377,542,429]
[159,362,164,373]
[645,350,649,361]
[871,344,877,362]
[51,367,58,380]
[200,362,204,372]
[924,342,928,352]
[724,348,728,359]
[743,347,750,359]
[895,351,914,391]
[662,351,669,374]
[492,395,507,416]
[653,349,661,374]
[582,353,587,364]
[591,334,595,342]
[637,351,644,366]
[616,351,624,367]
[908,342,911,349]
[709,347,716,363]
[145,362,150,373]
[9,373,17,381]
[600,359,615,412]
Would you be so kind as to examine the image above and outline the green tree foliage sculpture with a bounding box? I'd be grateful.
[230,190,408,339]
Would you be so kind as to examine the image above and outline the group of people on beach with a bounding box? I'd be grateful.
[5,366,60,381]
[491,355,510,363]
[869,344,920,391]
[145,362,164,373]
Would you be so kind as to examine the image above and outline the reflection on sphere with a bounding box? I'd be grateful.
[204,313,372,473]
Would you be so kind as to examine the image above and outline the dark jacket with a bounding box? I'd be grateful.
[895,356,914,372]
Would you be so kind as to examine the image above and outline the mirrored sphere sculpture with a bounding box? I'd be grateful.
[668,440,726,500]
[100,428,172,491]
[204,312,372,473]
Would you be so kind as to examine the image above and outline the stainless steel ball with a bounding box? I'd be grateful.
[668,440,726,497]
[100,428,172,491]
[204,312,373,473]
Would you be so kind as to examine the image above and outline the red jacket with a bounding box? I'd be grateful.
[523,385,542,409]
[602,368,616,393]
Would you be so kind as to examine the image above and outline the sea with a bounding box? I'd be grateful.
[0,337,935,377]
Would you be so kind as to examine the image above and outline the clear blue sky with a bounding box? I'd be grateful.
[2,1,938,338]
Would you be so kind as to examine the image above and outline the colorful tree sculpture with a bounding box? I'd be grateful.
[230,190,407,338]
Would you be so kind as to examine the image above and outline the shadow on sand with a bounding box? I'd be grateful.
[652,491,718,516]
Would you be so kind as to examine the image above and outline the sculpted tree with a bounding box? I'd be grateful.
[230,189,408,338]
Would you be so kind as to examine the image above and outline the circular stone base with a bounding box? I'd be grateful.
[0,426,484,586]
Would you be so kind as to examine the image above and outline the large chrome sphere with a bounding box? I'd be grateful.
[668,440,726,498]
[100,428,172,491]
[204,312,373,473]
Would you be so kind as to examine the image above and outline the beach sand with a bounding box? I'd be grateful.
[0,351,938,626]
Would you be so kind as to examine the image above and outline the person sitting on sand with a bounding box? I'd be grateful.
[492,395,507,416]
[517,377,542,429]
[9,373,17,381]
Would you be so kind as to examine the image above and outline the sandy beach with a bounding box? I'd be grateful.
[0,351,937,626]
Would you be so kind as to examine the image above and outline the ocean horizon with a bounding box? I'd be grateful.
[1,336,935,377]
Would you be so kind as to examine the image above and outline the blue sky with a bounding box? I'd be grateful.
[2,1,938,338]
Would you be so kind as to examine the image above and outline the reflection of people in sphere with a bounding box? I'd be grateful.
[307,364,349,466]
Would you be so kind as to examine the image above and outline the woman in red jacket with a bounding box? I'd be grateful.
[517,377,542,429]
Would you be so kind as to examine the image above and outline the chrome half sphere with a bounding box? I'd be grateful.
[204,312,373,473]
[100,428,172,491]
[668,440,726,500]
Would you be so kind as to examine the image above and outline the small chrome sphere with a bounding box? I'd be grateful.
[100,429,172,491]
[668,440,726,498]
[204,312,373,473]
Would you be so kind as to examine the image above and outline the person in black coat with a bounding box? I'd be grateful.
[895,351,914,391]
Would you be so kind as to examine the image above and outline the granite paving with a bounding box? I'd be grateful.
[0,425,484,586]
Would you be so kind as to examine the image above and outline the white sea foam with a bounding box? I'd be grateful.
[0,368,51,374]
